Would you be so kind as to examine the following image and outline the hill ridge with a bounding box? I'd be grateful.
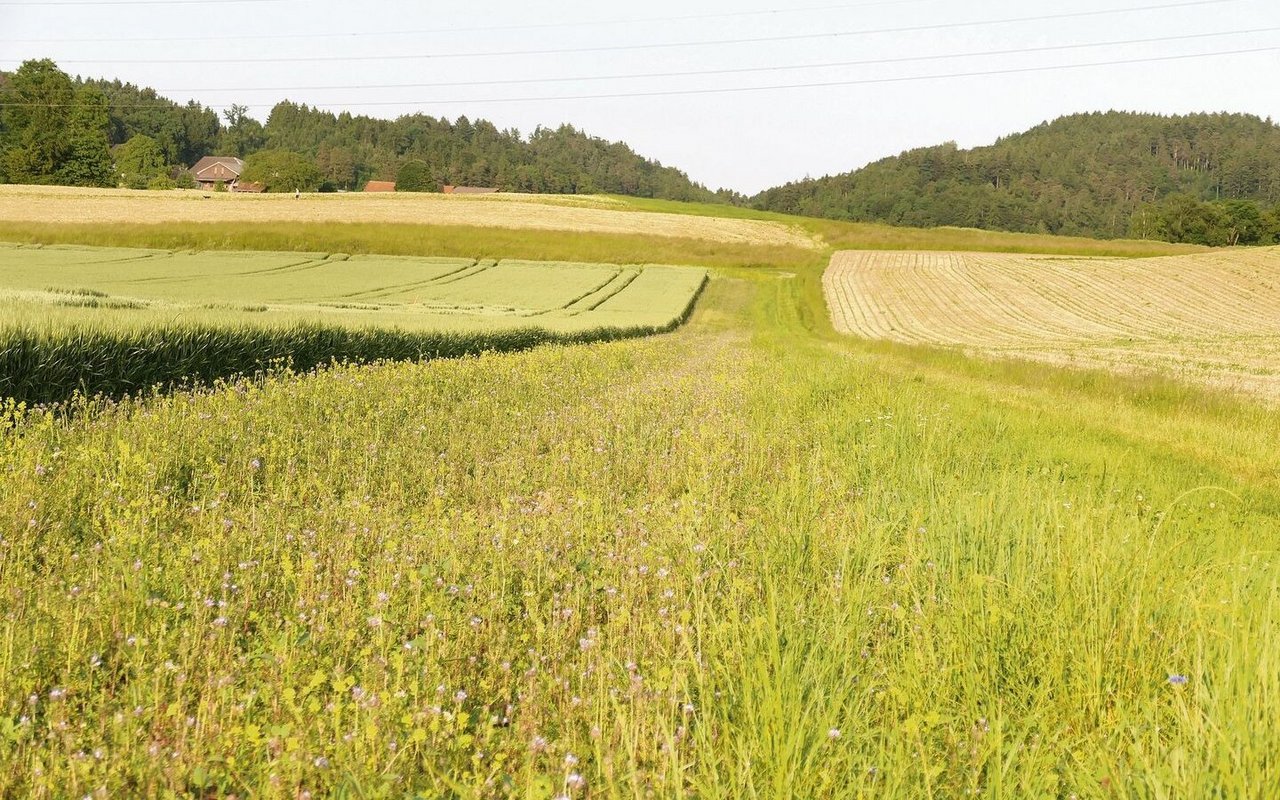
[753,110,1280,244]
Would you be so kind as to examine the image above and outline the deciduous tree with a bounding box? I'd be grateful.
[0,61,112,186]
[114,133,166,187]
[1,59,75,184]
[241,149,321,192]
[396,159,431,192]
[220,104,264,159]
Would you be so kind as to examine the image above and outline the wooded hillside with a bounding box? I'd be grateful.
[753,112,1280,243]
[0,60,722,201]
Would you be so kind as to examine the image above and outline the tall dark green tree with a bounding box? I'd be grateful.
[1,59,76,184]
[316,145,356,190]
[0,60,111,186]
[60,84,114,187]
[220,104,264,158]
[1148,194,1228,245]
[1219,199,1266,246]
[1130,194,1276,246]
[1267,207,1280,244]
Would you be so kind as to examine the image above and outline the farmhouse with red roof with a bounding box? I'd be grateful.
[190,156,245,191]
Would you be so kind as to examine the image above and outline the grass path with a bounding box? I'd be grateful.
[1,268,1277,797]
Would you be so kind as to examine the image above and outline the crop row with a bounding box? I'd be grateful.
[824,248,1280,399]
[827,249,1280,346]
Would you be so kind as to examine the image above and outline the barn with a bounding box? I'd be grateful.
[190,156,245,191]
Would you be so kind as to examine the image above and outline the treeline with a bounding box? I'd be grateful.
[753,111,1280,244]
[251,101,723,199]
[1133,194,1280,247]
[0,59,723,200]
[0,60,116,187]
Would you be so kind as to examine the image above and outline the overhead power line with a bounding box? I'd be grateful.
[0,0,279,5]
[5,0,1248,65]
[230,46,1280,107]
[1,45,1275,109]
[137,27,1280,94]
[1,0,931,38]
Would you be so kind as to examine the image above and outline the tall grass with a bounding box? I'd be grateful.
[0,275,1276,797]
[0,221,824,271]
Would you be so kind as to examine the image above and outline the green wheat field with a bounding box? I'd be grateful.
[0,210,1276,799]
[0,243,706,406]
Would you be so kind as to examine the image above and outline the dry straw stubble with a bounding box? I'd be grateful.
[824,247,1280,400]
[0,185,821,250]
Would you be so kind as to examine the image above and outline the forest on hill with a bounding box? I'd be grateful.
[753,112,1280,246]
[0,59,724,201]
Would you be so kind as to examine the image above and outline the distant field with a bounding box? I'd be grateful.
[0,187,1206,274]
[611,196,1208,258]
[0,185,820,250]
[825,248,1280,399]
[0,243,706,404]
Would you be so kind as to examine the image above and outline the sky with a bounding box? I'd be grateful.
[2,0,1279,194]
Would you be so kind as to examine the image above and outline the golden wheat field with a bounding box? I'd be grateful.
[824,247,1280,399]
[0,185,819,249]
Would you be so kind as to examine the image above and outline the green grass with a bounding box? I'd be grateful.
[609,195,1207,258]
[0,244,704,324]
[1,266,1276,797]
[606,195,806,223]
[0,221,825,272]
[804,218,1211,257]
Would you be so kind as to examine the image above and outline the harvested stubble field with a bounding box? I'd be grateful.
[825,247,1280,400]
[0,185,820,250]
[0,243,706,404]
